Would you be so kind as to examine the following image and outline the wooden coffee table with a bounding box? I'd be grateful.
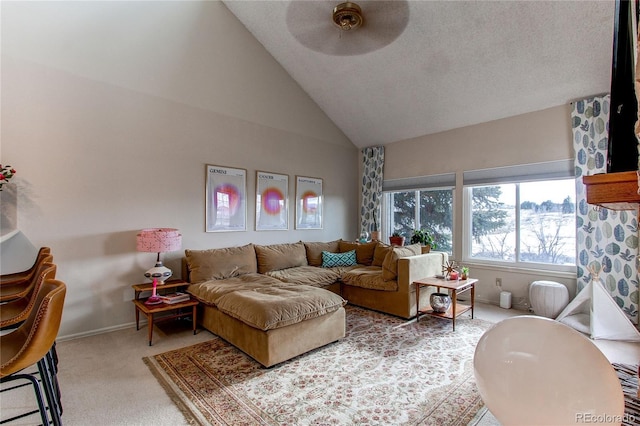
[414,277,478,331]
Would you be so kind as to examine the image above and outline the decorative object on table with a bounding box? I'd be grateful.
[0,164,16,191]
[389,232,405,246]
[449,270,459,280]
[358,231,370,243]
[460,266,469,280]
[255,171,288,231]
[144,278,163,306]
[442,260,458,280]
[370,211,380,241]
[206,164,247,232]
[430,292,451,313]
[410,228,436,253]
[295,176,323,229]
[0,165,17,235]
[159,292,190,305]
[136,228,182,283]
[0,181,17,237]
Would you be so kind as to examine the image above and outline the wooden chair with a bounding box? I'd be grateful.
[0,253,54,302]
[1,279,66,426]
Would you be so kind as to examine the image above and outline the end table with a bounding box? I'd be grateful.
[414,277,478,331]
[131,279,199,345]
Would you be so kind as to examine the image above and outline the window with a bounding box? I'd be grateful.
[464,178,576,269]
[384,188,454,253]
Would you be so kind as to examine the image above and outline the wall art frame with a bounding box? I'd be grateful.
[205,164,247,232]
[295,175,323,229]
[255,171,289,231]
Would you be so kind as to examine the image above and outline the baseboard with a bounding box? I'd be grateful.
[57,321,139,342]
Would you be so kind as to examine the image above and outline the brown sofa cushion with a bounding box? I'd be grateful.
[187,273,284,305]
[342,266,398,291]
[216,284,347,331]
[381,244,422,281]
[266,265,341,287]
[304,240,341,267]
[372,242,393,267]
[185,244,257,283]
[255,242,308,274]
[339,241,377,266]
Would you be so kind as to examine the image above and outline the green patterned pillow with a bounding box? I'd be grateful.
[322,250,357,267]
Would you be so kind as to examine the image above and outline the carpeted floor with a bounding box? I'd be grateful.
[145,306,492,425]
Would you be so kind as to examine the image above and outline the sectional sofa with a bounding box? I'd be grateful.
[184,240,447,367]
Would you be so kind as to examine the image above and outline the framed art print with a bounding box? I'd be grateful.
[295,176,323,229]
[205,165,247,232]
[256,171,289,231]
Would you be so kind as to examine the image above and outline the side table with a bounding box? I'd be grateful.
[414,277,478,331]
[132,298,198,346]
[131,279,198,346]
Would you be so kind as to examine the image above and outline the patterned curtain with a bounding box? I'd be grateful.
[573,94,639,323]
[360,147,384,238]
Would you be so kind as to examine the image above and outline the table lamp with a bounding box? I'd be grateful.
[136,228,182,284]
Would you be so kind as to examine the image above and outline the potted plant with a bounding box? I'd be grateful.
[460,266,469,280]
[410,229,436,253]
[389,232,405,246]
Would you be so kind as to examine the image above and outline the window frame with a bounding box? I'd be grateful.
[382,185,455,255]
[462,179,577,274]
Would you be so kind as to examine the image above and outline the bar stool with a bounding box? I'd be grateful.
[0,247,50,284]
[1,279,66,425]
[1,250,53,302]
[1,263,57,330]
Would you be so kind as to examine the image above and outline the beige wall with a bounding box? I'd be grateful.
[384,105,578,309]
[2,1,582,335]
[1,1,358,338]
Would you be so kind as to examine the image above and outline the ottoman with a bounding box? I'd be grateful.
[529,280,569,318]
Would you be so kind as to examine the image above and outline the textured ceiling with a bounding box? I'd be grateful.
[223,1,615,148]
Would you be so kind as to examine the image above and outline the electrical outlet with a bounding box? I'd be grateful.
[496,278,502,287]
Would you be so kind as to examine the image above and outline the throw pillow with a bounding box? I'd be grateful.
[382,245,422,281]
[322,250,357,268]
[405,243,422,256]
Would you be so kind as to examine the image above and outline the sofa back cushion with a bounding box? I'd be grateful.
[372,242,393,267]
[339,241,377,266]
[185,244,257,283]
[381,244,422,281]
[255,242,308,273]
[304,240,341,267]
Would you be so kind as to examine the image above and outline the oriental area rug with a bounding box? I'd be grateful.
[144,306,492,425]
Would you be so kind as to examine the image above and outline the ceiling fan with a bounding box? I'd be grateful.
[286,0,410,56]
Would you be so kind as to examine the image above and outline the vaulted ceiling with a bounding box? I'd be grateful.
[223,0,615,148]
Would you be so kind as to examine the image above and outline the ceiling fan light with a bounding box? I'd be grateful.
[333,2,363,31]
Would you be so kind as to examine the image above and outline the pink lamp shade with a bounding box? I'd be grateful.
[136,228,182,253]
[136,228,182,283]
